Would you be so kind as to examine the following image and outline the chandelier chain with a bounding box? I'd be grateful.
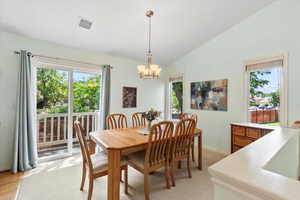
[148,16,151,55]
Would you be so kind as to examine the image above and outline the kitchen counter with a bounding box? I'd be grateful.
[209,127,300,200]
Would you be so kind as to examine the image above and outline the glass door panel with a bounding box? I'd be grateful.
[36,68,70,158]
[72,72,101,149]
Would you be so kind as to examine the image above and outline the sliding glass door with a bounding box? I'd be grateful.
[36,66,101,159]
[72,72,101,150]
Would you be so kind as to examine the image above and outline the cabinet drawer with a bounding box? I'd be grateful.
[233,136,253,147]
[246,128,261,139]
[232,145,241,153]
[261,129,273,137]
[232,126,246,136]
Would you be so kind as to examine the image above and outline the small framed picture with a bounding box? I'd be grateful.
[122,87,137,108]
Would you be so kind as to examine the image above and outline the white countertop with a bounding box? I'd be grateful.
[231,122,278,130]
[208,127,300,200]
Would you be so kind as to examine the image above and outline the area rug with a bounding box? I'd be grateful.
[17,149,226,200]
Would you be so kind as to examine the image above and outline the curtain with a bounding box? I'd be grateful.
[99,65,111,130]
[12,50,38,173]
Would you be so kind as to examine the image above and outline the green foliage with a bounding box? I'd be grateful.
[171,82,183,114]
[42,104,68,114]
[73,77,100,112]
[249,101,259,107]
[249,70,271,98]
[37,68,101,114]
[172,91,180,110]
[37,68,68,113]
[270,91,280,107]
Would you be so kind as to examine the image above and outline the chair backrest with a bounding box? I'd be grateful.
[106,113,128,129]
[172,118,196,159]
[181,113,198,124]
[145,121,174,169]
[74,121,93,173]
[132,112,146,127]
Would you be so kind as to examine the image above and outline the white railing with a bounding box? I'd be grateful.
[37,112,99,151]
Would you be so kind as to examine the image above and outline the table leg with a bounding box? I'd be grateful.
[198,133,202,170]
[108,149,121,200]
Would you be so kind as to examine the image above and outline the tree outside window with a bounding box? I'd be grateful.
[171,81,183,119]
[37,68,101,114]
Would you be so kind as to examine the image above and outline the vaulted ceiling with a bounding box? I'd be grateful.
[0,0,275,65]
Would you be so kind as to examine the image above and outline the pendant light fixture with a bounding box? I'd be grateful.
[137,10,161,79]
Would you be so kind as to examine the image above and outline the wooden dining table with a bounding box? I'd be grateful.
[90,126,202,200]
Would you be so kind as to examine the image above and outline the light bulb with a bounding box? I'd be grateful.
[150,64,159,71]
[137,65,145,73]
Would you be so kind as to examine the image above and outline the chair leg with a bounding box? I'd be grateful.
[178,160,182,169]
[120,170,123,183]
[124,166,129,195]
[80,162,86,191]
[144,173,150,200]
[87,176,94,200]
[164,165,171,189]
[187,158,192,178]
[170,162,176,187]
[192,141,195,162]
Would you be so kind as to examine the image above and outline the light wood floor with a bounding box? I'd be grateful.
[0,171,23,200]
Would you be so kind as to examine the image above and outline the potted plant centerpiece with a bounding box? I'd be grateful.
[142,109,161,130]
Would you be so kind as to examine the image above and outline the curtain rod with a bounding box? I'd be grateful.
[14,51,113,69]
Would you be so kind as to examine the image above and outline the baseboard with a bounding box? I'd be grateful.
[0,169,10,173]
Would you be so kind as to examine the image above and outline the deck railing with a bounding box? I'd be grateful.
[37,112,99,151]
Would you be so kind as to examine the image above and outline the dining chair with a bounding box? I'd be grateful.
[170,118,196,187]
[127,121,174,200]
[132,112,146,127]
[181,113,198,162]
[106,113,128,129]
[74,121,129,200]
[181,113,198,123]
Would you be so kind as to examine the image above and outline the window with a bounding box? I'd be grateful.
[245,56,287,126]
[169,75,183,119]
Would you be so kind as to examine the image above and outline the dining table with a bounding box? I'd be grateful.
[90,126,202,200]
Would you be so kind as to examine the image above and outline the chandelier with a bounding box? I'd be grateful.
[137,10,161,79]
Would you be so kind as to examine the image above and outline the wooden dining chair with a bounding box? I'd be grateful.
[181,113,198,124]
[181,113,198,162]
[132,112,146,127]
[169,118,196,187]
[106,113,128,129]
[74,121,128,200]
[127,121,174,200]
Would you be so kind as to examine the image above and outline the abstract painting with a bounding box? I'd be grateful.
[122,87,137,108]
[191,79,228,111]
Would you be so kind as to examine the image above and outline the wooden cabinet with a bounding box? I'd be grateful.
[231,124,274,153]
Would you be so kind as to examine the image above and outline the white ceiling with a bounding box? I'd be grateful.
[0,0,275,65]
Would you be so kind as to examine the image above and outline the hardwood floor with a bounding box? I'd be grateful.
[0,171,23,200]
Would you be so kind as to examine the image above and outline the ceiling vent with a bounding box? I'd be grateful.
[79,18,92,30]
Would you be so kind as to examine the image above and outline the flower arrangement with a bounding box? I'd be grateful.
[142,108,161,129]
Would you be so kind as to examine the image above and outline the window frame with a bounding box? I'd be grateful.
[243,54,288,127]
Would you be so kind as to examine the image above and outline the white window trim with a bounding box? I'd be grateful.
[243,54,288,127]
[32,56,102,75]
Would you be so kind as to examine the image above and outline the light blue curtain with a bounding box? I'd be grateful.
[99,65,111,130]
[12,50,38,173]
